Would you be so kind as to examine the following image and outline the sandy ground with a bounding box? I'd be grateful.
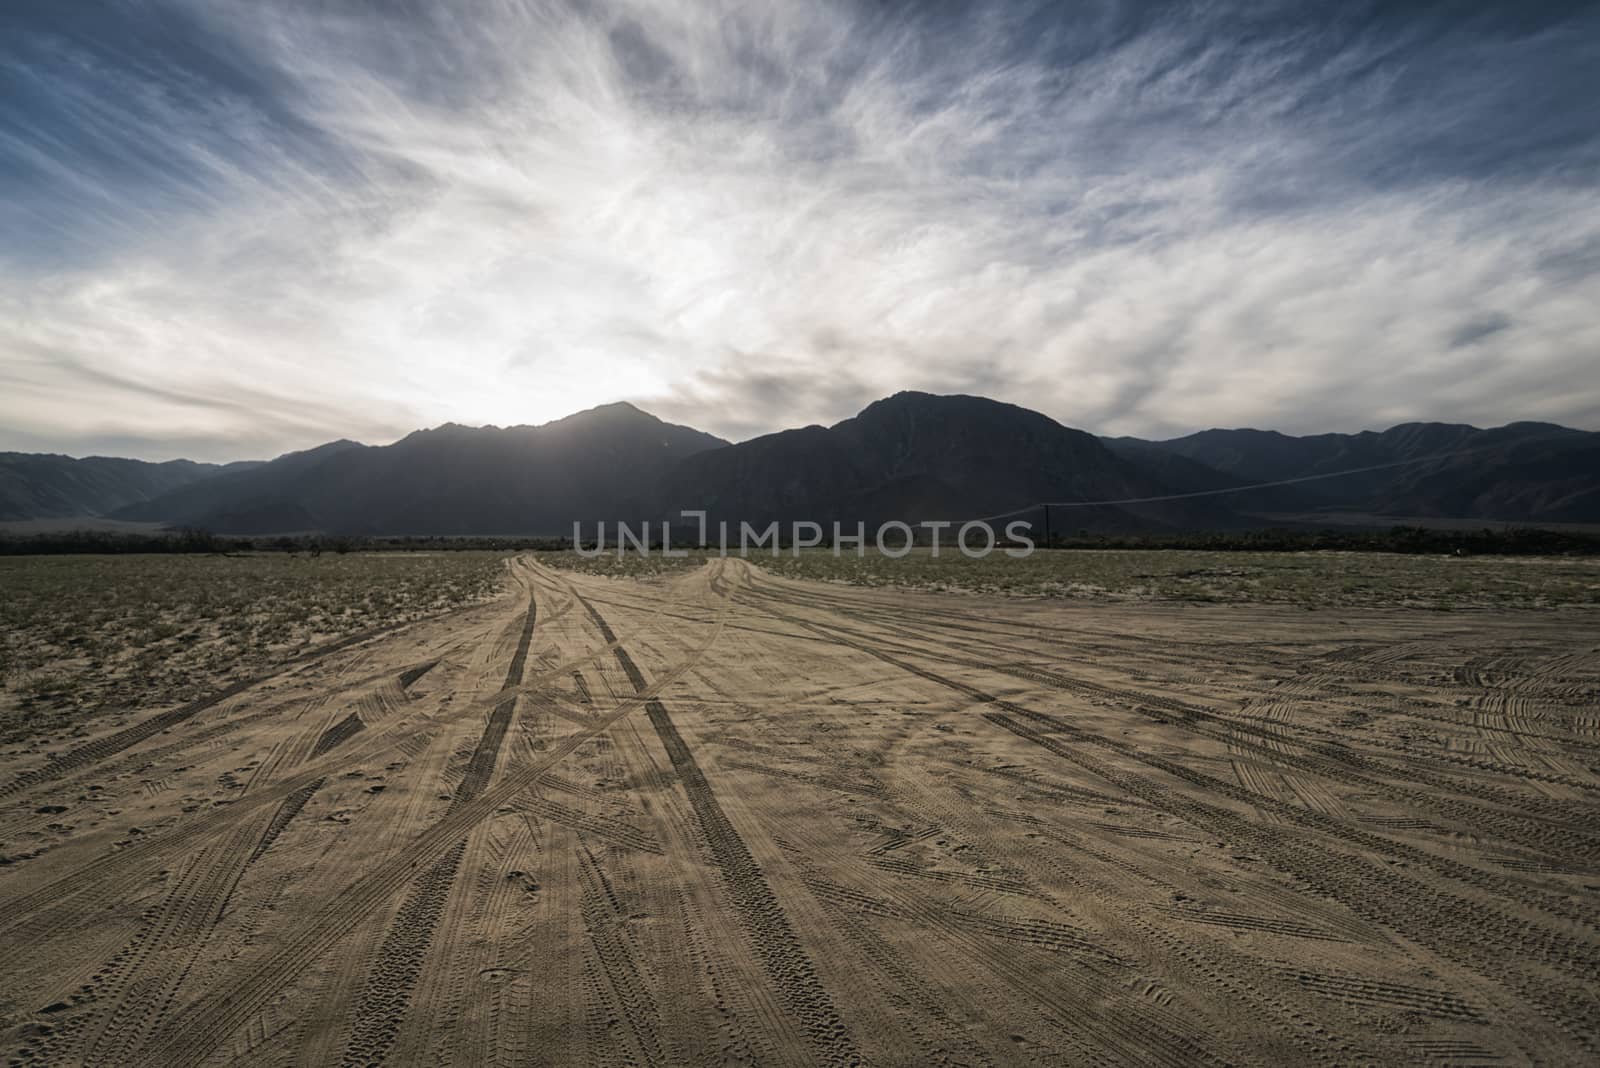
[1,555,1597,1066]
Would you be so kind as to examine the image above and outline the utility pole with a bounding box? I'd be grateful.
[1042,503,1050,548]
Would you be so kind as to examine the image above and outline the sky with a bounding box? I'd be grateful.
[1,0,1597,462]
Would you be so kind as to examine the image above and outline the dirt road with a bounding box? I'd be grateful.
[2,556,1597,1065]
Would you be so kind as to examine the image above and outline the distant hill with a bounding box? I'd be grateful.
[1108,421,1600,523]
[654,392,1239,533]
[8,395,1596,534]
[112,403,727,535]
[0,452,254,521]
[109,440,367,533]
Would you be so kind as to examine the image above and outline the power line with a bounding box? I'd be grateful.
[976,443,1505,525]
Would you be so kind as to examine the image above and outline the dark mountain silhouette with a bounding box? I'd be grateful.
[112,404,727,534]
[8,394,1596,534]
[654,392,1236,532]
[1109,420,1600,523]
[0,452,255,522]
[108,440,367,532]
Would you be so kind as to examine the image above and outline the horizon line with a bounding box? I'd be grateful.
[2,392,1590,467]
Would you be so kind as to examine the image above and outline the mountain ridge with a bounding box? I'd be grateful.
[1110,419,1597,523]
[5,394,1596,532]
[0,452,261,522]
[111,403,728,535]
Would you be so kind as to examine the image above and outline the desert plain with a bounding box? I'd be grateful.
[1,552,1598,1066]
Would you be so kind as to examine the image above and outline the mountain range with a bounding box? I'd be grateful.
[0,453,261,523]
[4,392,1596,535]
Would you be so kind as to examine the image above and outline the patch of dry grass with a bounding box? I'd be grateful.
[0,552,508,745]
[541,547,1600,610]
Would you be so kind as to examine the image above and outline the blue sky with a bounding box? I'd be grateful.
[2,0,1597,461]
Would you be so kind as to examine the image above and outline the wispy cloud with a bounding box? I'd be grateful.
[2,0,1597,460]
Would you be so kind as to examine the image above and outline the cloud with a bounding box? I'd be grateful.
[1,0,1597,460]
[1447,313,1513,350]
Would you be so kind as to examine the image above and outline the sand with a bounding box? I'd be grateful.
[1,555,1596,1065]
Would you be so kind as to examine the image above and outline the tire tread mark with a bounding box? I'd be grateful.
[310,713,365,759]
[339,591,537,1066]
[3,623,417,797]
[579,594,861,1068]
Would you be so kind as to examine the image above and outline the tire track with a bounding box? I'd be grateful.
[78,771,323,1066]
[578,592,862,1068]
[984,709,1599,1053]
[574,840,668,1067]
[339,585,538,1066]
[1,620,434,799]
[121,567,725,1068]
[740,589,1598,1054]
[311,712,366,759]
[751,584,1600,889]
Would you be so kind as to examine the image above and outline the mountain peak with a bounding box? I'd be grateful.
[540,400,660,431]
[275,438,364,460]
[399,423,479,443]
[539,402,729,452]
[845,390,1080,438]
[852,390,1025,420]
